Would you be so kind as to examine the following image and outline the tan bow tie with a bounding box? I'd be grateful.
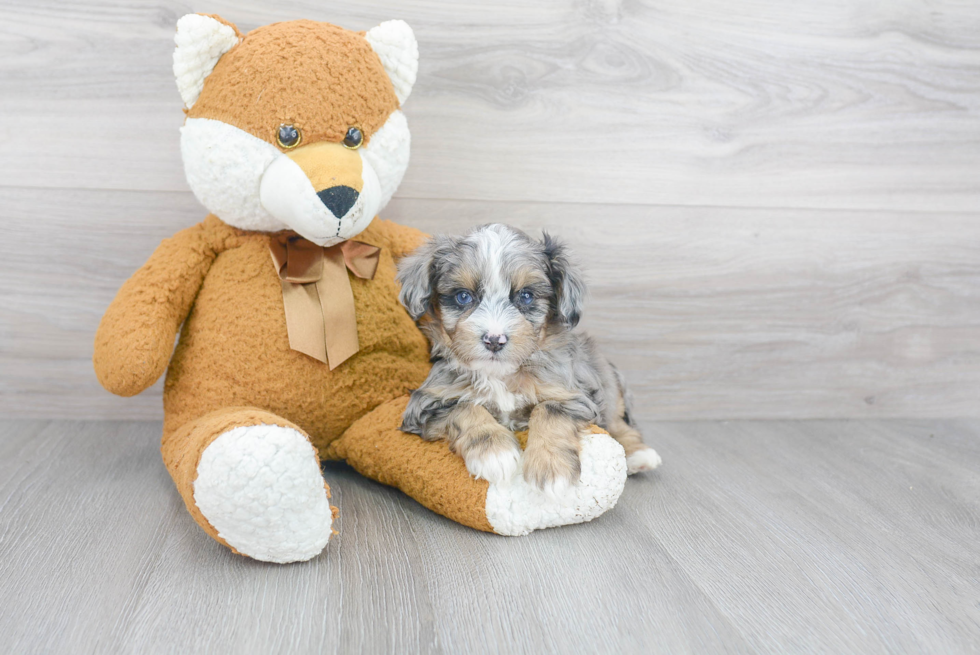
[269,234,381,369]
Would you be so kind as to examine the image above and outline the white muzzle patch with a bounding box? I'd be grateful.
[180,111,410,244]
[259,154,381,247]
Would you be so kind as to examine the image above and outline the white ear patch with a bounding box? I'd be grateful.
[365,20,419,105]
[173,14,240,109]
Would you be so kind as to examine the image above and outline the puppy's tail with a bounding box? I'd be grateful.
[610,362,637,428]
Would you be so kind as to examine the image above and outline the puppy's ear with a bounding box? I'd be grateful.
[397,236,454,320]
[543,232,587,328]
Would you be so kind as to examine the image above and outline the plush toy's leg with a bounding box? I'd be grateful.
[324,397,629,536]
[161,407,336,563]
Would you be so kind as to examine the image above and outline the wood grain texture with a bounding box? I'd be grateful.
[1,417,978,653]
[1,0,979,419]
[2,187,978,420]
[0,0,978,210]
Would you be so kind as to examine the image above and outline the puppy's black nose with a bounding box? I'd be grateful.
[317,185,359,218]
[483,333,507,353]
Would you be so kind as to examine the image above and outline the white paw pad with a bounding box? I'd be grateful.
[194,424,333,563]
[485,432,627,536]
[627,447,662,474]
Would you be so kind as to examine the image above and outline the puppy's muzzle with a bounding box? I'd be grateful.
[483,333,507,353]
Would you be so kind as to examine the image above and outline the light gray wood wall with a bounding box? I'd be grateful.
[1,0,978,419]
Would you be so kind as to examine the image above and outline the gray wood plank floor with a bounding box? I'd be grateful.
[2,416,978,654]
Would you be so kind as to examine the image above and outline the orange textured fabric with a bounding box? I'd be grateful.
[93,221,228,397]
[96,213,441,542]
[187,20,400,149]
[94,213,432,449]
[151,215,432,452]
[327,397,494,533]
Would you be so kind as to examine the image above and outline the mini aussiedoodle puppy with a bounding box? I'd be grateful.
[397,223,661,492]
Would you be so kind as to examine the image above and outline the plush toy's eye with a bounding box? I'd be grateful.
[455,290,474,306]
[343,127,363,149]
[517,289,534,306]
[277,124,301,149]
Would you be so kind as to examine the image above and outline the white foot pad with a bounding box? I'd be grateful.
[485,432,628,536]
[627,447,663,474]
[194,424,333,563]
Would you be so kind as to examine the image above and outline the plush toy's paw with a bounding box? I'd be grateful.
[193,424,334,563]
[485,431,627,536]
[626,446,662,474]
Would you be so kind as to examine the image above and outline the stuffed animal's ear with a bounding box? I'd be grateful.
[543,232,587,328]
[173,14,241,109]
[365,20,419,105]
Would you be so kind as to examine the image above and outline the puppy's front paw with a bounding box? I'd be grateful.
[462,427,521,484]
[626,446,662,474]
[522,442,581,494]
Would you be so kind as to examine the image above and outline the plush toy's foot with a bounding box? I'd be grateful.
[328,398,628,536]
[486,427,628,536]
[194,423,334,563]
[163,408,335,563]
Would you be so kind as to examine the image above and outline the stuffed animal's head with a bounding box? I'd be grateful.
[174,15,417,246]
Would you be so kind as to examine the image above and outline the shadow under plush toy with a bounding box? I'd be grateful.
[93,14,629,563]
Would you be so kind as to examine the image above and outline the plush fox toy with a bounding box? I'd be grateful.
[93,15,628,563]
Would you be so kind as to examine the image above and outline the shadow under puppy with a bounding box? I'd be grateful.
[397,223,661,493]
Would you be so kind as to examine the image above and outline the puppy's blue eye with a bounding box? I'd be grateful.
[455,290,474,305]
[517,289,534,305]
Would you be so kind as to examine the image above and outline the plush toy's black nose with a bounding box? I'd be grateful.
[317,185,359,218]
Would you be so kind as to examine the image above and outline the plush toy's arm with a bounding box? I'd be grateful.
[93,221,218,397]
[326,396,629,537]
